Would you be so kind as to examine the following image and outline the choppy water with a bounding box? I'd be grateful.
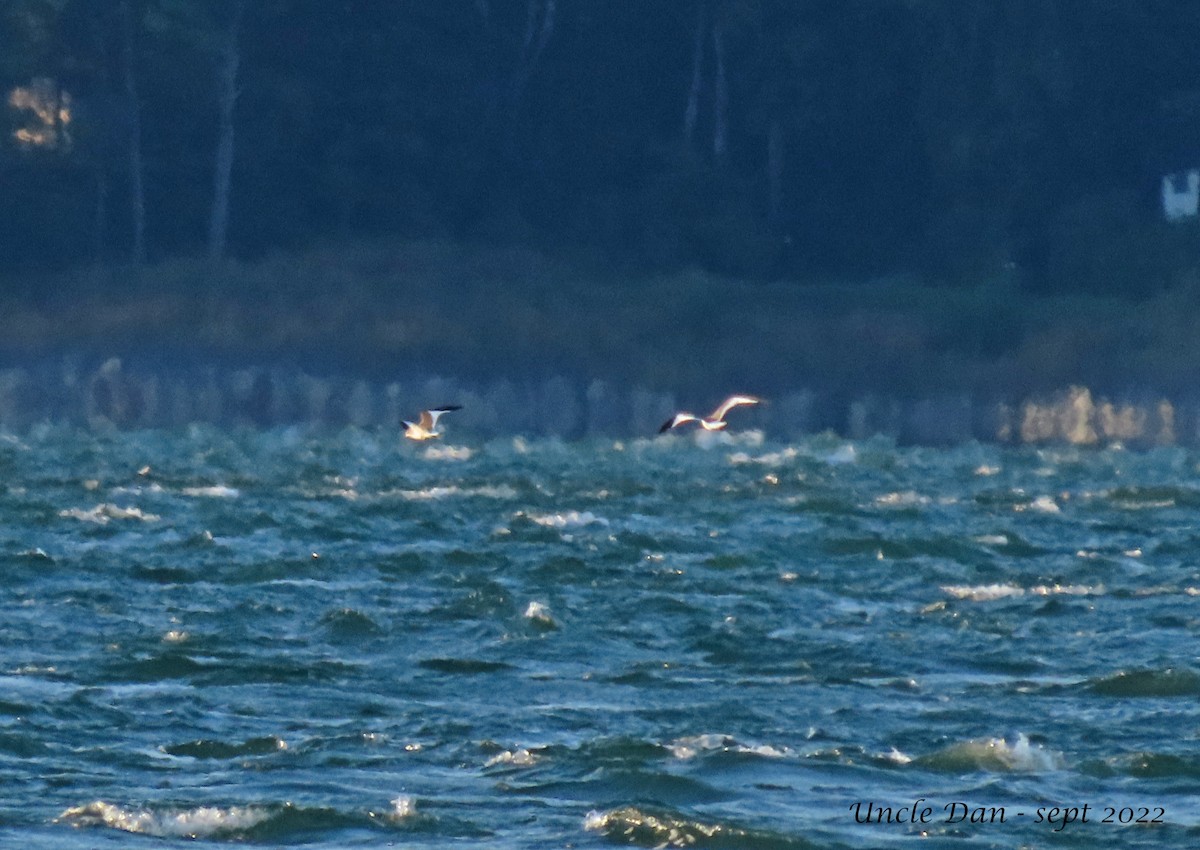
[2,426,1200,849]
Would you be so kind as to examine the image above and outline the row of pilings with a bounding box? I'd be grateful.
[0,358,1190,446]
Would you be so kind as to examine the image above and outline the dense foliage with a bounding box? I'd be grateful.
[4,1,1200,293]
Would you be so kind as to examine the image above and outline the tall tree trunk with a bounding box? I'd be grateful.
[94,171,109,264]
[208,0,245,264]
[87,8,113,264]
[509,0,555,123]
[501,0,554,161]
[683,0,706,147]
[120,0,145,266]
[712,19,727,162]
[767,117,783,225]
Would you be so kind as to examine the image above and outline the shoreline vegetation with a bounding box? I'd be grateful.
[3,239,1200,445]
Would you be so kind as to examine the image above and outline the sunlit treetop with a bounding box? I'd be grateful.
[8,77,72,151]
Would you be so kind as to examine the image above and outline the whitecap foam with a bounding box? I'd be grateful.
[941,583,1025,602]
[111,482,166,496]
[925,733,1064,773]
[942,583,1100,602]
[584,806,750,845]
[875,490,929,507]
[526,510,608,528]
[388,796,417,821]
[523,601,557,627]
[682,429,764,449]
[59,504,160,524]
[1016,495,1060,513]
[825,444,857,465]
[485,747,540,767]
[728,447,799,467]
[57,801,270,839]
[422,445,472,461]
[180,485,240,498]
[393,484,517,501]
[667,733,788,760]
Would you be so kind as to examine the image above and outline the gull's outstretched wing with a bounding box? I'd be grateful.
[708,395,761,422]
[424,405,463,430]
[659,412,698,433]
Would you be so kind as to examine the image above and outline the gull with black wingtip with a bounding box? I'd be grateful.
[659,395,762,434]
[403,406,462,441]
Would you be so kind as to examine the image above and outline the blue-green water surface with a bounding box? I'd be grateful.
[2,426,1199,848]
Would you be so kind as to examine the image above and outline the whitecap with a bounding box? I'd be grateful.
[728,447,799,466]
[681,429,764,449]
[57,801,270,839]
[667,733,788,760]
[59,504,160,524]
[825,444,857,465]
[423,445,472,461]
[925,733,1064,773]
[584,806,754,845]
[942,583,1101,602]
[1016,495,1060,513]
[523,601,557,627]
[1028,583,1100,597]
[180,485,240,498]
[388,796,417,821]
[485,747,539,767]
[394,484,517,501]
[875,490,929,507]
[941,584,1025,602]
[527,510,608,528]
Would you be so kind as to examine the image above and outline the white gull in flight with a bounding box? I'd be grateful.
[403,406,462,441]
[659,395,761,433]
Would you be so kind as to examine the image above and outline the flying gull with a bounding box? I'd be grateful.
[403,405,462,441]
[659,395,761,433]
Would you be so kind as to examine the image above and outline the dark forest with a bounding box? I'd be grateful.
[6,1,1200,294]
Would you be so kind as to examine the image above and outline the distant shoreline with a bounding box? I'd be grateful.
[2,239,1198,444]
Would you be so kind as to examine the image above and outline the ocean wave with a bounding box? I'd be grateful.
[180,484,241,498]
[584,806,806,849]
[1015,495,1061,513]
[874,490,931,508]
[523,600,558,628]
[1100,485,1200,510]
[728,447,799,467]
[1088,667,1200,698]
[941,583,1101,602]
[59,503,160,523]
[915,732,1064,773]
[162,735,288,760]
[484,747,542,768]
[386,795,418,821]
[525,509,608,528]
[1106,751,1200,779]
[57,801,272,839]
[321,607,384,639]
[667,733,789,760]
[422,445,473,461]
[391,484,517,501]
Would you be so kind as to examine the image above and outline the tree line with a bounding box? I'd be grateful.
[3,1,1200,293]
